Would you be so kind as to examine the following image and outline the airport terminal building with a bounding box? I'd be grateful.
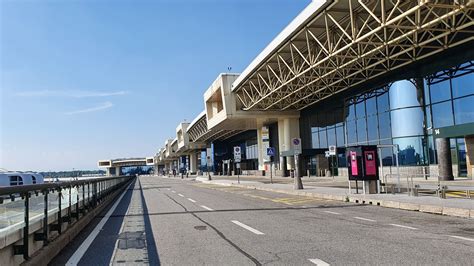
[152,1,474,181]
[299,59,474,179]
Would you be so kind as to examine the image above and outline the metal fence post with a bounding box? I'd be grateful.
[82,183,86,212]
[43,190,49,245]
[23,192,30,260]
[58,188,62,234]
[68,185,72,223]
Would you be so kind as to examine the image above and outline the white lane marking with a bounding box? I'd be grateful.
[323,211,341,215]
[449,235,474,242]
[231,220,265,235]
[171,191,176,193]
[167,188,171,191]
[389,224,418,230]
[66,182,132,265]
[354,217,376,222]
[309,258,330,265]
[187,198,196,203]
[200,205,214,211]
[178,193,184,197]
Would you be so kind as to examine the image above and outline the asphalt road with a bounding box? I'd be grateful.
[51,176,474,265]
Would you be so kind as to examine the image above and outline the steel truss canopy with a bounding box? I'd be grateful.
[233,0,474,111]
[187,111,243,143]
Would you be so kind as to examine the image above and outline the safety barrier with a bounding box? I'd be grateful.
[0,175,133,264]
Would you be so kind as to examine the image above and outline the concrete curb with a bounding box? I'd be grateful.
[22,180,132,266]
[199,181,473,219]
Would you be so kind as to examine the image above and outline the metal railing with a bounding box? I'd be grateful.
[0,175,133,261]
[405,174,473,199]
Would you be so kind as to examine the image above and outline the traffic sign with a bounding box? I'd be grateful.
[329,145,336,156]
[292,138,302,155]
[325,151,331,158]
[234,146,242,163]
[266,147,276,156]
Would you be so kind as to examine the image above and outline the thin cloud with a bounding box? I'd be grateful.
[65,101,113,115]
[16,90,128,98]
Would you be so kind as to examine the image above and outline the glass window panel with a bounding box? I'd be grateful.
[367,115,378,141]
[319,128,328,148]
[452,72,474,98]
[338,151,347,167]
[425,105,432,129]
[327,127,336,146]
[428,135,436,164]
[357,118,367,143]
[389,80,421,109]
[347,104,356,121]
[312,129,319,149]
[377,92,390,112]
[432,101,454,128]
[453,96,474,125]
[429,79,451,103]
[368,140,378,146]
[393,137,425,165]
[336,126,345,147]
[380,139,393,166]
[450,138,457,164]
[356,101,366,118]
[346,121,357,144]
[378,112,391,139]
[390,107,424,138]
[366,96,377,115]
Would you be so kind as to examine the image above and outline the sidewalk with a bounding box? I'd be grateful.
[193,175,474,219]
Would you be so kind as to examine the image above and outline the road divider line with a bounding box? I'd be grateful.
[187,198,196,203]
[167,188,171,191]
[200,205,214,211]
[309,258,330,265]
[178,193,184,197]
[171,191,176,193]
[231,220,264,235]
[449,235,474,242]
[323,211,341,215]
[354,217,376,222]
[389,224,418,230]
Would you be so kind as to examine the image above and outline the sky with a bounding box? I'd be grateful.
[0,0,311,171]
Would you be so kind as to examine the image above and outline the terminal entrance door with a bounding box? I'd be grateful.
[306,156,317,176]
[456,138,467,177]
[451,138,467,177]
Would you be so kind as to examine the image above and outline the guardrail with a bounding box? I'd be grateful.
[0,175,133,263]
[405,174,474,199]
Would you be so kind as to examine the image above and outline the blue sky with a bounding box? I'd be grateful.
[0,0,310,171]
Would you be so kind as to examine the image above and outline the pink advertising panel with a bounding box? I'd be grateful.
[364,151,376,176]
[350,151,358,176]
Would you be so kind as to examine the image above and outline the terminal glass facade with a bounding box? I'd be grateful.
[303,61,474,176]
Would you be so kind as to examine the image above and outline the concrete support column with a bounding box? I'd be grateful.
[465,136,474,178]
[280,156,288,177]
[106,168,111,176]
[278,118,300,177]
[436,138,454,181]
[190,152,198,174]
[115,166,121,176]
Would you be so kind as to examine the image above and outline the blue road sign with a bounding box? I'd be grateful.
[267,147,276,156]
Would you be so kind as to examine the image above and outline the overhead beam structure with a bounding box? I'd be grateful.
[233,0,474,111]
[187,111,244,143]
